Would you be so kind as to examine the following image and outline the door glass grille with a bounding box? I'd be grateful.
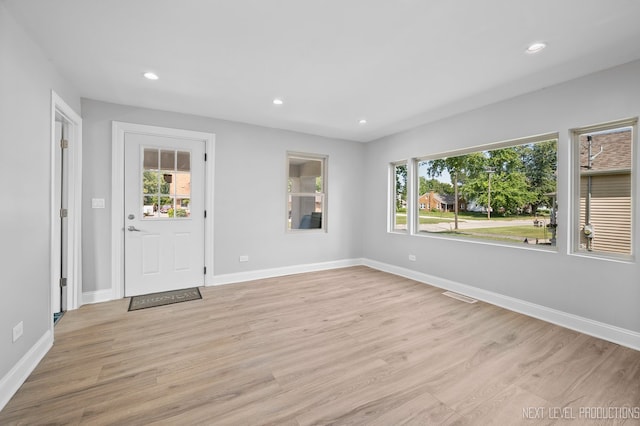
[142,147,191,219]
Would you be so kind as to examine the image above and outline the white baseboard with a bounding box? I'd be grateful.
[82,289,113,305]
[210,258,364,286]
[363,258,640,351]
[0,330,53,411]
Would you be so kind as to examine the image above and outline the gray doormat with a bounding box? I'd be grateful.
[128,287,202,311]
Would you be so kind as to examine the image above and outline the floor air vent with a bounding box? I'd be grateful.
[442,291,477,304]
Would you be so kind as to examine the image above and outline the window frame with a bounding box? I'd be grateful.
[570,117,637,261]
[286,152,327,233]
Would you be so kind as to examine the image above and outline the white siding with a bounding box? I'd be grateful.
[580,173,632,254]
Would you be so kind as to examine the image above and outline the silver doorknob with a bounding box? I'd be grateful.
[127,225,141,232]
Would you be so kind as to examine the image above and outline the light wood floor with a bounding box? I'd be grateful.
[2,266,639,425]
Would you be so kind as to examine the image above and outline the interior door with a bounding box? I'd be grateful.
[124,133,205,297]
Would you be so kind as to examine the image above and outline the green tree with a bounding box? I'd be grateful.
[464,171,535,215]
[471,147,522,214]
[422,142,557,220]
[522,140,557,214]
[421,153,485,229]
[395,164,407,210]
[462,146,538,215]
[143,171,172,206]
[419,177,454,196]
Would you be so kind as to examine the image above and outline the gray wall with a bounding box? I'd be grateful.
[363,60,640,333]
[81,99,365,292]
[0,3,80,380]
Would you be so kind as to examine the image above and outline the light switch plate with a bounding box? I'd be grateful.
[92,198,105,209]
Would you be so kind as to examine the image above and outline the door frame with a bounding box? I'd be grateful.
[50,91,83,314]
[111,122,215,299]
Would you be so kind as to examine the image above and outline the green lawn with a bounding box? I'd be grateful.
[417,210,547,222]
[426,225,554,243]
[395,210,551,239]
[395,212,546,226]
[463,225,551,238]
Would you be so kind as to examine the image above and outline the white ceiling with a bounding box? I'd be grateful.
[6,0,640,142]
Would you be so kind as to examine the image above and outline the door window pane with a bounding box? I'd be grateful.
[143,149,159,169]
[175,172,191,196]
[160,173,174,193]
[177,151,190,171]
[160,150,175,170]
[142,148,191,219]
[143,171,158,194]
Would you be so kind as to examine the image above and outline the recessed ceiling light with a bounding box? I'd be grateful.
[359,119,367,125]
[273,98,283,105]
[526,42,547,54]
[143,72,159,80]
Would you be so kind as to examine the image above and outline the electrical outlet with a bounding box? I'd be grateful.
[13,321,23,343]
[408,254,416,261]
[239,255,249,262]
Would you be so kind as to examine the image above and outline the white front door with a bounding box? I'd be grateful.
[124,133,205,297]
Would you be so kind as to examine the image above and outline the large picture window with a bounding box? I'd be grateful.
[414,135,558,247]
[572,119,635,257]
[287,153,326,231]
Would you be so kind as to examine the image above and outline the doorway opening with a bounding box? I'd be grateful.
[53,116,68,323]
[50,91,82,326]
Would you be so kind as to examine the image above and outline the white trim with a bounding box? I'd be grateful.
[82,289,115,305]
[205,137,215,286]
[210,258,363,286]
[407,158,416,234]
[111,122,124,299]
[50,91,82,315]
[0,330,53,411]
[362,258,640,351]
[111,122,215,298]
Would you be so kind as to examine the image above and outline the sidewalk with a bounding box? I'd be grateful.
[418,217,543,233]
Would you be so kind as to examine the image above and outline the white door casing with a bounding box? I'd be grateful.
[124,134,204,296]
[112,123,215,299]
